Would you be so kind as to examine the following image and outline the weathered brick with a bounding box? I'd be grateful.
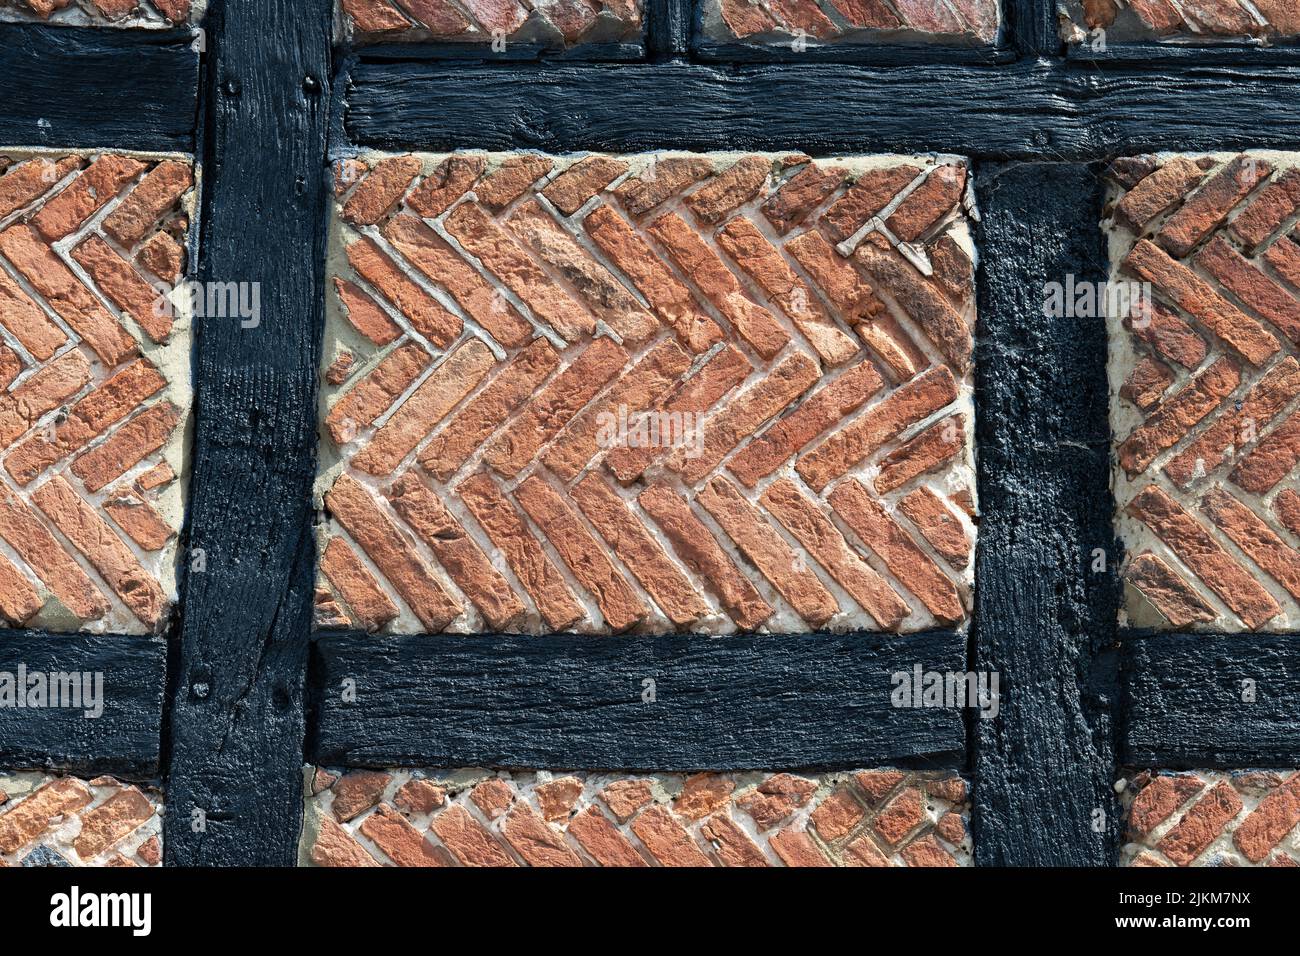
[704,0,999,44]
[0,774,163,868]
[318,151,976,635]
[1110,154,1300,632]
[342,0,642,46]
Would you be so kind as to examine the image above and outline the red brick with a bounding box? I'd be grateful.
[1232,169,1300,253]
[351,338,495,476]
[515,474,647,631]
[1115,157,1207,232]
[762,163,844,234]
[568,806,646,866]
[0,778,92,855]
[1202,487,1300,603]
[797,365,958,491]
[444,201,595,340]
[701,813,768,867]
[769,828,831,867]
[334,278,402,347]
[359,803,444,866]
[457,471,584,630]
[418,338,560,481]
[1127,774,1204,838]
[873,786,926,846]
[501,805,582,866]
[0,266,67,361]
[1157,155,1272,258]
[823,165,920,242]
[810,786,867,842]
[898,486,971,571]
[393,779,446,815]
[0,155,83,220]
[1117,356,1241,476]
[31,477,165,630]
[324,474,462,631]
[429,805,516,866]
[103,492,173,552]
[405,154,485,219]
[1126,485,1279,630]
[102,160,193,248]
[312,816,380,867]
[71,402,182,493]
[638,483,774,630]
[331,770,393,822]
[1157,782,1243,866]
[698,475,839,626]
[571,473,710,627]
[885,164,965,242]
[600,779,654,823]
[31,154,144,241]
[874,414,966,493]
[540,155,627,215]
[0,483,109,622]
[856,244,972,373]
[674,773,736,821]
[325,341,432,445]
[72,787,153,860]
[1126,552,1217,628]
[900,833,957,867]
[383,214,536,348]
[387,471,524,630]
[584,204,722,352]
[1120,356,1174,411]
[613,156,713,217]
[346,238,462,347]
[830,479,964,625]
[630,806,711,866]
[320,537,401,632]
[1230,409,1300,495]
[1233,774,1300,863]
[343,154,422,226]
[475,155,554,211]
[536,777,583,822]
[717,216,859,365]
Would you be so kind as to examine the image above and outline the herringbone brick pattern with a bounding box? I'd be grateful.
[1064,0,1300,43]
[1110,152,1300,632]
[702,0,1000,45]
[303,767,971,867]
[0,771,163,867]
[339,0,643,46]
[0,149,194,635]
[0,0,194,25]
[1121,770,1300,867]
[316,150,976,635]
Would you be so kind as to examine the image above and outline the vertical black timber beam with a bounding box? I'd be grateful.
[972,163,1122,866]
[647,0,691,59]
[1008,0,1059,57]
[163,0,332,865]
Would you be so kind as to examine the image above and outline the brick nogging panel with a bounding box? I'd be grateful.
[0,771,163,867]
[1108,151,1300,632]
[1061,0,1300,45]
[315,149,977,636]
[302,767,971,866]
[338,0,645,48]
[0,0,197,26]
[1121,770,1300,866]
[700,0,1000,46]
[0,148,195,635]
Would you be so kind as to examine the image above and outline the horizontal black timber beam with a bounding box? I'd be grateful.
[0,24,199,152]
[309,631,967,771]
[689,41,1014,65]
[0,630,166,777]
[344,58,1300,160]
[1122,633,1300,769]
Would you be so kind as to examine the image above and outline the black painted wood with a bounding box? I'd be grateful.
[161,0,332,866]
[648,0,691,58]
[0,631,165,777]
[1123,634,1300,769]
[0,23,199,152]
[972,162,1122,866]
[344,59,1300,161]
[309,631,967,771]
[1007,0,1058,57]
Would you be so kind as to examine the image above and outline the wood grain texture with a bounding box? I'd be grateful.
[309,631,967,770]
[1123,634,1300,768]
[971,163,1122,866]
[0,24,198,152]
[0,630,165,777]
[344,59,1300,160]
[161,0,333,866]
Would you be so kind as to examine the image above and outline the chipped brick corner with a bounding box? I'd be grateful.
[0,147,197,635]
[337,0,645,48]
[1107,151,1300,633]
[1120,770,1300,867]
[301,766,971,867]
[314,150,977,636]
[701,0,1000,47]
[0,0,198,27]
[0,770,163,867]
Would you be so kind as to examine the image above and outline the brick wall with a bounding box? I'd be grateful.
[0,0,195,26]
[1062,0,1300,44]
[1121,770,1300,866]
[1109,151,1300,632]
[701,0,1000,45]
[0,149,195,635]
[315,150,977,636]
[338,0,645,47]
[301,766,971,866]
[0,771,163,867]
